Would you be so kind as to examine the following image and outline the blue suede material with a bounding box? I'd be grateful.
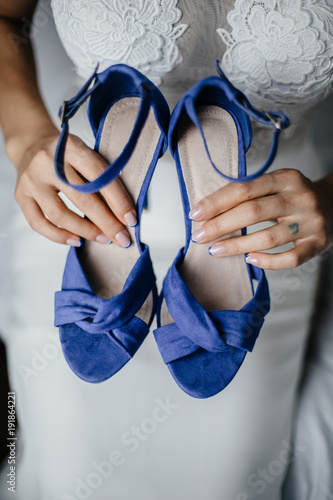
[54,64,169,193]
[153,250,269,398]
[168,65,290,183]
[154,67,280,399]
[168,348,247,399]
[55,246,155,334]
[55,245,157,383]
[58,318,149,384]
[53,64,170,383]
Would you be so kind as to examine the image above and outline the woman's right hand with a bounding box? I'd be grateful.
[13,128,137,248]
[1,2,135,248]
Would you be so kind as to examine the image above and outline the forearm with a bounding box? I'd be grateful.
[0,7,57,168]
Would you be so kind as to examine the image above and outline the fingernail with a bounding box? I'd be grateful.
[116,230,131,248]
[189,205,203,220]
[191,228,206,243]
[208,244,226,256]
[96,234,112,244]
[124,210,137,227]
[66,238,82,247]
[245,256,258,266]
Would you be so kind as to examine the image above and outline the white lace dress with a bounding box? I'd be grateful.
[1,1,332,499]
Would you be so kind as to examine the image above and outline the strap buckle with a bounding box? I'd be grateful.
[264,111,284,131]
[59,63,100,127]
[237,96,285,131]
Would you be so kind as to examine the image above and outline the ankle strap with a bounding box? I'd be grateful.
[215,63,289,180]
[215,62,289,131]
[173,62,290,183]
[54,65,161,194]
[58,65,101,125]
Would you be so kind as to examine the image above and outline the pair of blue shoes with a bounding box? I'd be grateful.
[54,63,289,398]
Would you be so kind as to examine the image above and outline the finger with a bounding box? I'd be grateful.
[37,189,109,243]
[192,195,290,244]
[59,171,131,248]
[189,173,278,221]
[67,136,137,226]
[244,238,319,270]
[100,177,137,227]
[189,169,306,222]
[20,197,82,246]
[208,223,300,257]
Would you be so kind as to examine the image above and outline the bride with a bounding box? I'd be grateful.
[0,1,332,499]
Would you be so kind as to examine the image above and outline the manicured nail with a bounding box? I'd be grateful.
[245,256,258,266]
[124,210,137,227]
[191,228,206,243]
[66,238,82,247]
[116,230,131,248]
[208,244,226,256]
[96,234,112,244]
[189,205,203,220]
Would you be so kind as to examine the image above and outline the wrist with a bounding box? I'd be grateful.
[5,118,59,169]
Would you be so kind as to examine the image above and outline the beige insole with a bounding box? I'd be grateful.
[161,106,253,326]
[79,98,161,325]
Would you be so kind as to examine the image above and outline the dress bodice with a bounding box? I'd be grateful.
[51,0,333,139]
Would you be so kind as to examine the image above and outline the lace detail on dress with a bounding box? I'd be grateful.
[217,0,333,130]
[51,0,333,149]
[51,0,188,85]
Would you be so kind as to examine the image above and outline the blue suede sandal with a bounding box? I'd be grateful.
[153,63,289,398]
[54,64,169,383]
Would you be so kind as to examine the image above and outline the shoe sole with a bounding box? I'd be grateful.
[79,98,160,322]
[59,98,161,382]
[160,105,253,397]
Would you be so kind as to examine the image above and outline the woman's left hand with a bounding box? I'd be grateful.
[189,168,333,270]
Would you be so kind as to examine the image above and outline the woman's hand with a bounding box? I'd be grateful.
[0,4,136,249]
[14,128,137,248]
[189,169,333,270]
